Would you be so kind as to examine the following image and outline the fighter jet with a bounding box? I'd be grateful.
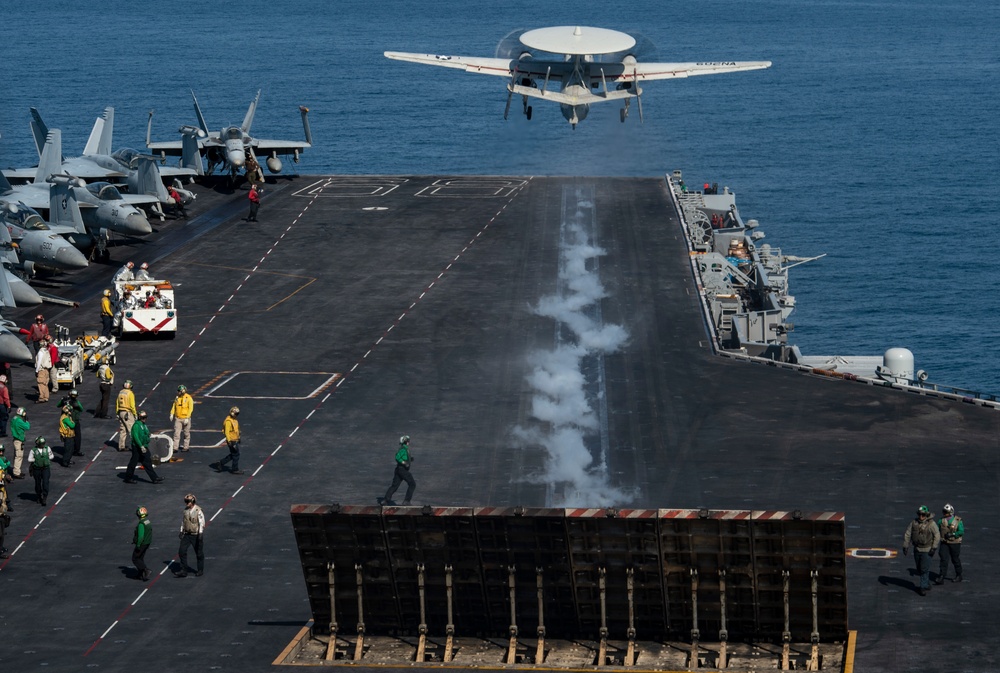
[3,107,197,220]
[146,90,312,179]
[0,130,153,245]
[0,201,89,273]
[386,26,772,128]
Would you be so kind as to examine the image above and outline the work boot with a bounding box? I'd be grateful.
[934,577,945,585]
[142,569,151,581]
[231,470,244,475]
[955,575,963,583]
[402,500,411,506]
[918,588,927,596]
[153,477,164,484]
[210,462,223,473]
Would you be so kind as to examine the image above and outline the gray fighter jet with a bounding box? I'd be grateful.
[146,90,312,179]
[0,201,89,273]
[0,130,153,246]
[4,108,197,219]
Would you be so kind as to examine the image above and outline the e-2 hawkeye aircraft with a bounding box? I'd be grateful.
[386,25,771,128]
[146,90,312,180]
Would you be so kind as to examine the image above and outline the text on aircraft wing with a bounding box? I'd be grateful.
[384,52,515,77]
[609,60,773,83]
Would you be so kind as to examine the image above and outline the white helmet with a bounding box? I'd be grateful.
[943,504,955,515]
[399,435,410,445]
[140,262,149,270]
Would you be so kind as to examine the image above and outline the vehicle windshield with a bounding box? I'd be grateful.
[87,182,123,201]
[111,148,140,169]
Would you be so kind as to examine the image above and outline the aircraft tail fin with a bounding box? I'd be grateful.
[0,260,17,309]
[191,90,210,135]
[242,90,261,133]
[84,107,115,155]
[180,130,205,175]
[130,157,169,202]
[29,107,51,158]
[0,170,13,195]
[300,105,313,146]
[49,182,88,235]
[34,130,63,185]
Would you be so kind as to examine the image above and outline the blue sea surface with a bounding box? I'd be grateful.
[2,0,998,392]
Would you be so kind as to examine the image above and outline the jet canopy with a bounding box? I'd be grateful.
[224,127,244,140]
[2,203,48,230]
[111,148,141,170]
[87,182,124,201]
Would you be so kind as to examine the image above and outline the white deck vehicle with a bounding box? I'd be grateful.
[114,279,177,337]
[52,326,85,387]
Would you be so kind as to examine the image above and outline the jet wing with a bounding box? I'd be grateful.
[146,139,184,156]
[602,60,772,83]
[250,139,311,154]
[385,52,515,77]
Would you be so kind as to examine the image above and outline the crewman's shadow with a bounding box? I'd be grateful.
[118,565,142,580]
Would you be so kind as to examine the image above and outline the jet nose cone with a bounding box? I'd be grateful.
[125,213,153,236]
[228,150,246,167]
[54,244,89,270]
[0,331,33,363]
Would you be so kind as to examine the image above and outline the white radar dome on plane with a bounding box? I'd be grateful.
[519,26,636,55]
[883,347,914,380]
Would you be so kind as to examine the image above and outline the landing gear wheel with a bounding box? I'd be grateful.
[620,108,627,123]
[526,106,532,121]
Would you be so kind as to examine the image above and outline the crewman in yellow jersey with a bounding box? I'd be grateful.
[170,385,194,453]
[100,289,115,337]
[116,381,136,452]
[213,407,242,475]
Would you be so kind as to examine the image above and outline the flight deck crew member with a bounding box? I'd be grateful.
[25,315,50,356]
[0,472,9,558]
[247,185,260,222]
[34,341,52,403]
[133,262,153,282]
[124,410,163,484]
[382,435,416,506]
[176,493,205,576]
[10,408,29,479]
[903,504,941,595]
[936,504,965,584]
[100,289,115,337]
[170,385,193,453]
[60,389,84,459]
[168,186,187,219]
[57,405,77,467]
[46,339,59,393]
[28,436,53,506]
[133,506,152,581]
[113,261,135,284]
[95,363,114,419]
[0,374,10,437]
[214,406,242,474]
[116,381,137,452]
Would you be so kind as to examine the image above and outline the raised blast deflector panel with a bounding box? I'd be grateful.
[290,505,847,643]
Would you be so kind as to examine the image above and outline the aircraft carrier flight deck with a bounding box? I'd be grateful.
[0,174,997,672]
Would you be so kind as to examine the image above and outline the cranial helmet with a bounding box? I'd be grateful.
[136,506,148,519]
[70,389,79,397]
[34,436,46,447]
[16,407,26,417]
[400,435,410,445]
[126,261,134,269]
[943,504,955,515]
[123,380,132,389]
[918,505,930,516]
[230,406,240,415]
[138,410,147,419]
[177,385,187,393]
[140,262,149,270]
[35,314,44,322]
[103,289,111,297]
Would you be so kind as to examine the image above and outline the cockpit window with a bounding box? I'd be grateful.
[87,182,123,201]
[225,127,243,140]
[112,148,140,169]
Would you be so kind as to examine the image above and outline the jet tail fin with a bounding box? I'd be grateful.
[191,90,210,135]
[84,107,115,155]
[181,130,205,175]
[130,157,169,202]
[0,261,17,309]
[242,90,261,133]
[49,182,88,235]
[300,105,313,146]
[29,107,51,158]
[33,130,63,185]
[0,170,13,195]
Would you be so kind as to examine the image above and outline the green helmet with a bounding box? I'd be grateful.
[177,385,187,393]
[35,436,47,447]
[918,505,930,516]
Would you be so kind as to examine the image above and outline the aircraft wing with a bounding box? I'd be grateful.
[385,52,514,77]
[146,139,184,156]
[604,60,772,83]
[251,139,311,154]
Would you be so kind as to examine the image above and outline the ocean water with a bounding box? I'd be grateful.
[2,0,998,393]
